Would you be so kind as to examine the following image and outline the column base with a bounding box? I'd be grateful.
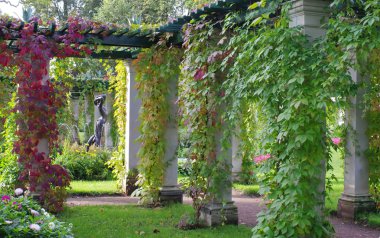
[337,194,376,219]
[122,171,139,196]
[200,202,238,227]
[159,187,183,204]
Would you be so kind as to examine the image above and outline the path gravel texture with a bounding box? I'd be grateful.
[67,191,380,238]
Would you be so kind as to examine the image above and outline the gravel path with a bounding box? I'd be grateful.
[67,191,380,238]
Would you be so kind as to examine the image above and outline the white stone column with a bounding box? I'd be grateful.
[231,134,242,181]
[104,93,114,149]
[338,68,376,218]
[123,60,141,194]
[71,96,80,144]
[159,77,183,204]
[200,109,238,226]
[84,94,92,140]
[289,0,330,212]
[31,60,50,199]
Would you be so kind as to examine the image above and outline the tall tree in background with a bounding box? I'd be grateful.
[21,0,102,21]
[95,0,211,25]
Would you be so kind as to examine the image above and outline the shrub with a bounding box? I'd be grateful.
[178,158,192,177]
[0,189,73,238]
[54,142,112,181]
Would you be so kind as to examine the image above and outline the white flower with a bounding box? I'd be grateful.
[5,220,13,224]
[14,188,24,196]
[29,224,41,232]
[30,209,40,216]
[48,222,56,230]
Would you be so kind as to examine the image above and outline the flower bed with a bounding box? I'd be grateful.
[0,189,73,238]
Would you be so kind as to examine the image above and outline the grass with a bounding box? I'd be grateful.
[69,180,121,196]
[368,213,380,227]
[233,183,260,196]
[325,148,344,212]
[59,204,252,238]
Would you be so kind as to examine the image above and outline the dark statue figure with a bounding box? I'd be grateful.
[86,94,107,152]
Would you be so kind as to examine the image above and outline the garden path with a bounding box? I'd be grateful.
[67,191,380,238]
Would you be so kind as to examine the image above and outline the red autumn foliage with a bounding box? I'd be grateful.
[0,16,93,212]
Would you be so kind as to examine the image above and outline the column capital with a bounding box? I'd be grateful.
[289,0,331,40]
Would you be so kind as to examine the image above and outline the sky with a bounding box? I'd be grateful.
[0,0,23,18]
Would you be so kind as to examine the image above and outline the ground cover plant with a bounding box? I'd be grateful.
[59,204,251,238]
[0,189,73,238]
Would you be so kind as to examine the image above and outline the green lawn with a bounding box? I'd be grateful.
[69,180,121,196]
[233,183,260,196]
[59,204,252,238]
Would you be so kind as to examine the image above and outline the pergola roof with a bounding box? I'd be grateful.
[1,0,254,59]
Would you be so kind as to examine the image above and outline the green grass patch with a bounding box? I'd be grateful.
[59,204,252,238]
[233,183,260,197]
[325,148,344,212]
[69,180,121,196]
[368,213,380,227]
[325,179,344,212]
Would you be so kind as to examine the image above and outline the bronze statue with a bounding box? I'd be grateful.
[86,94,107,152]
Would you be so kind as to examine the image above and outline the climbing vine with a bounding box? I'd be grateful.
[179,18,233,223]
[133,40,182,205]
[108,60,127,188]
[0,16,94,212]
[327,0,380,206]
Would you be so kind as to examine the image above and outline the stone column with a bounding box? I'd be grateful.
[231,134,242,181]
[104,93,114,149]
[31,60,50,199]
[84,94,93,141]
[200,114,238,226]
[70,95,80,144]
[289,0,330,212]
[159,77,183,204]
[123,60,141,194]
[338,68,376,219]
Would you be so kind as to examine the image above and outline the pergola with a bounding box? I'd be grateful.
[0,0,375,225]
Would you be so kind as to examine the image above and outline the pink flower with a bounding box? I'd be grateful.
[332,137,342,145]
[1,195,11,202]
[30,209,40,216]
[254,154,271,164]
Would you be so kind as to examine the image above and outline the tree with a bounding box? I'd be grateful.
[95,0,212,25]
[21,0,102,22]
[0,0,20,7]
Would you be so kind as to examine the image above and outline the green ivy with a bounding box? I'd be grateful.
[134,42,182,205]
[179,18,233,222]
[108,60,128,189]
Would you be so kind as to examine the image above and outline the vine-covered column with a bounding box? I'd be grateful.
[289,0,330,210]
[70,93,80,144]
[104,92,114,149]
[231,134,242,180]
[199,127,238,226]
[159,75,183,204]
[31,60,51,199]
[84,93,94,141]
[338,67,376,218]
[123,59,141,194]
